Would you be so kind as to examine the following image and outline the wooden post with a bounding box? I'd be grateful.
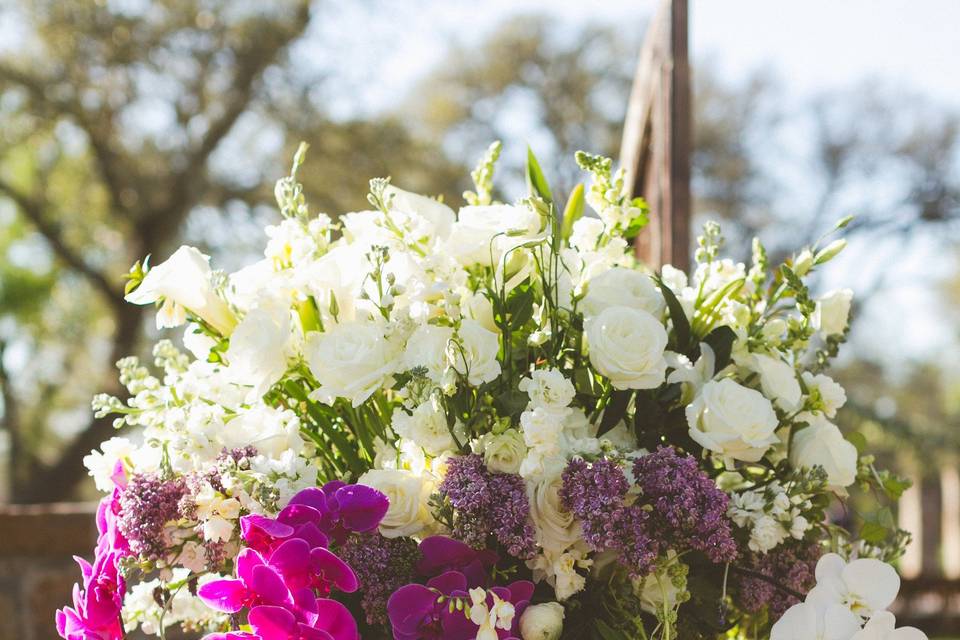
[620,0,691,269]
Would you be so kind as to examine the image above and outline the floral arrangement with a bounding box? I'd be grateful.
[58,142,924,640]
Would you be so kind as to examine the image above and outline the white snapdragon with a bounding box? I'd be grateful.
[813,288,853,336]
[125,246,236,335]
[686,378,779,463]
[790,413,858,490]
[586,306,668,390]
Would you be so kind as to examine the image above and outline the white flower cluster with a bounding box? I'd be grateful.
[772,554,926,640]
[729,482,813,553]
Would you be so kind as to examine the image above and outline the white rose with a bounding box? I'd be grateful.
[386,185,456,240]
[446,204,544,267]
[586,306,668,390]
[686,378,780,463]
[790,414,858,490]
[528,474,580,553]
[519,602,565,640]
[813,288,853,336]
[581,267,664,319]
[391,400,455,456]
[358,468,433,538]
[519,369,576,412]
[305,320,400,407]
[125,245,237,335]
[748,353,802,411]
[449,319,501,385]
[801,372,847,418]
[403,324,454,384]
[479,429,527,474]
[226,303,291,399]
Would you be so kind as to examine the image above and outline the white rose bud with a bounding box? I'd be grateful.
[519,602,565,640]
[581,267,665,319]
[479,428,527,474]
[686,379,780,463]
[813,288,853,336]
[790,414,858,490]
[358,468,433,538]
[586,306,668,390]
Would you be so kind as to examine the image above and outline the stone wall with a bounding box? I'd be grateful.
[0,503,99,640]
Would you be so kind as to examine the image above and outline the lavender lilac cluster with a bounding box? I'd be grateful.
[633,446,738,563]
[438,454,537,559]
[559,457,659,576]
[118,472,188,560]
[339,532,420,625]
[736,541,821,617]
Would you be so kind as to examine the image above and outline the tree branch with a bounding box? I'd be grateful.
[0,176,119,305]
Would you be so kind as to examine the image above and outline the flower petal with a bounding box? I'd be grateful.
[248,605,297,640]
[843,558,900,613]
[197,579,248,614]
[315,598,359,640]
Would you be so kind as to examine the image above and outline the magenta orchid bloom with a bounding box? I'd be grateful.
[416,536,498,588]
[55,550,126,640]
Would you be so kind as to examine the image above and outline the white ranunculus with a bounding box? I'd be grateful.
[449,319,501,386]
[391,400,455,456]
[479,428,527,474]
[851,612,928,640]
[358,468,433,538]
[806,553,901,619]
[802,372,848,418]
[403,324,454,384]
[225,304,291,399]
[686,378,780,463]
[386,185,456,240]
[770,601,862,640]
[305,320,401,407]
[519,602,565,640]
[446,204,544,267]
[519,368,576,413]
[586,306,668,390]
[528,473,580,553]
[749,353,802,411]
[581,267,664,319]
[813,289,853,336]
[126,246,237,335]
[790,414,858,490]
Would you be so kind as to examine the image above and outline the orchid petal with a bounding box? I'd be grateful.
[842,558,900,613]
[197,578,248,614]
[310,547,359,593]
[315,598,359,640]
[248,605,297,640]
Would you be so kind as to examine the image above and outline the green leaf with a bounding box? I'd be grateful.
[882,474,912,501]
[506,285,535,330]
[525,146,553,204]
[597,389,633,437]
[594,620,630,640]
[656,276,691,353]
[860,520,888,544]
[846,431,868,454]
[560,183,585,241]
[634,390,665,445]
[702,325,737,373]
[494,390,528,420]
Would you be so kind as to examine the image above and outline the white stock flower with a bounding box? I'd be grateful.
[358,468,433,538]
[479,428,527,474]
[581,267,664,319]
[586,306,668,390]
[449,319,501,385]
[391,399,455,456]
[850,612,928,640]
[125,246,236,335]
[519,368,576,412]
[528,473,580,553]
[225,304,291,399]
[806,553,901,619]
[770,601,862,640]
[305,320,400,407]
[802,372,847,418]
[686,378,780,463]
[748,352,802,411]
[790,414,858,490]
[519,602,565,640]
[813,289,853,336]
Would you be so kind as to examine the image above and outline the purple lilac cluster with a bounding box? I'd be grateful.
[438,454,536,559]
[387,536,532,640]
[117,472,188,560]
[559,457,659,577]
[736,542,821,617]
[56,468,130,640]
[338,532,420,626]
[199,482,389,640]
[633,446,738,563]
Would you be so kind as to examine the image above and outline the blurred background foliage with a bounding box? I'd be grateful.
[0,0,958,522]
